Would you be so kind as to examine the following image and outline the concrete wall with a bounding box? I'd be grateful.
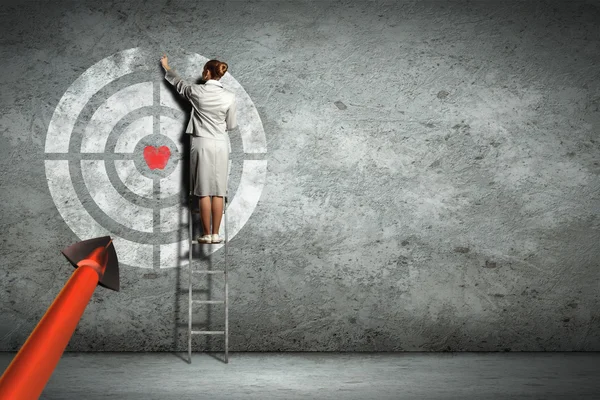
[1,0,598,352]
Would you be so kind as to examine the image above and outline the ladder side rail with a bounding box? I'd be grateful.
[188,143,193,363]
[224,194,229,363]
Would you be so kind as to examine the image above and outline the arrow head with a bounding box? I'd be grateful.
[61,236,120,292]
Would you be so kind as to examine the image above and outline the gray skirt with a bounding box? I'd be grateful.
[190,135,229,197]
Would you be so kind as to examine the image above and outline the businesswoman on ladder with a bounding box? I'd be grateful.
[161,54,237,244]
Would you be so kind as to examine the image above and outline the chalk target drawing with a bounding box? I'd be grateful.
[45,47,267,269]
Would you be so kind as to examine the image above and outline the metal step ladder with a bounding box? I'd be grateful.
[187,192,229,364]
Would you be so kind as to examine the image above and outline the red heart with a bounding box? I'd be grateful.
[143,146,171,170]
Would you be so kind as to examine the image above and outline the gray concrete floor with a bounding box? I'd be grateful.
[1,352,599,399]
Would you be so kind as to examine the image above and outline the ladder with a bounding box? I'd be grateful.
[187,190,229,364]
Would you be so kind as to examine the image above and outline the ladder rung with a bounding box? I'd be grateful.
[192,300,224,304]
[192,270,225,274]
[191,330,225,335]
[191,240,226,245]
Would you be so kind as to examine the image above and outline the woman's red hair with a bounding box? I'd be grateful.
[204,59,228,79]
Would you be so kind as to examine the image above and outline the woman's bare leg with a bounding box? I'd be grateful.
[199,196,212,236]
[211,196,224,234]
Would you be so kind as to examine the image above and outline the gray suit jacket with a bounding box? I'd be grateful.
[164,68,237,141]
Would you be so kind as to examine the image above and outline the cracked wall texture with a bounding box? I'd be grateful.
[0,0,599,351]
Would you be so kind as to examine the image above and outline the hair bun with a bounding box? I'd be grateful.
[218,61,228,76]
[204,59,228,79]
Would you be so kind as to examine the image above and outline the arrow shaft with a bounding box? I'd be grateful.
[0,264,99,399]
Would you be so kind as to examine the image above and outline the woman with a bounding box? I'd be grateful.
[161,54,237,244]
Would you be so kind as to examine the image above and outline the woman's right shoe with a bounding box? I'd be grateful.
[211,234,223,244]
[197,235,212,244]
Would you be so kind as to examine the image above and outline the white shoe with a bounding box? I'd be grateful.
[198,235,212,244]
[211,234,223,244]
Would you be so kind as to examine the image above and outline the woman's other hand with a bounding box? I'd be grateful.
[160,54,170,70]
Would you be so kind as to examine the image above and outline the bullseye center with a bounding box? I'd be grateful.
[133,134,180,178]
[143,145,171,170]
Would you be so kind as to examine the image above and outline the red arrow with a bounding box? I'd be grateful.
[0,236,119,400]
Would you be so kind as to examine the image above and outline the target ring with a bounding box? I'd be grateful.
[45,47,267,269]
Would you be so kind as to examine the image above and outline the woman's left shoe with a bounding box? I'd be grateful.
[197,235,212,244]
[211,234,223,244]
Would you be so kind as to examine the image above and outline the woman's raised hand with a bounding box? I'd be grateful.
[160,54,170,70]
